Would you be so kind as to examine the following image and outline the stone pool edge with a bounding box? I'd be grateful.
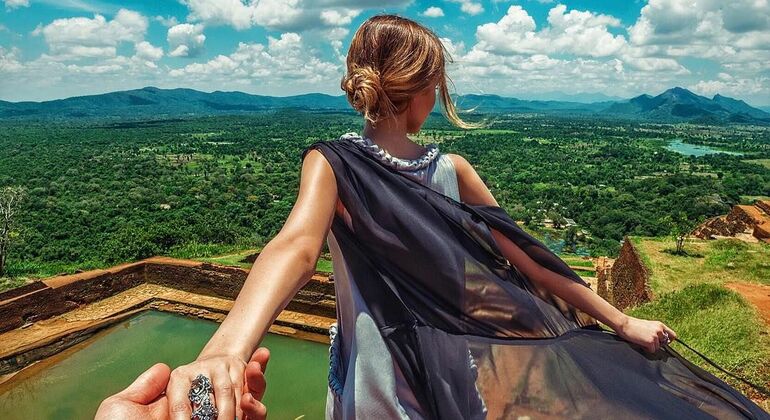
[0,257,336,383]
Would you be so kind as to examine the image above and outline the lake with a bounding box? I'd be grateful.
[666,139,743,157]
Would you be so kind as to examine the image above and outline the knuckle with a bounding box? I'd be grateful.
[170,401,190,413]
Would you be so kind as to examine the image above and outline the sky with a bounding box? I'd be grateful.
[0,0,769,106]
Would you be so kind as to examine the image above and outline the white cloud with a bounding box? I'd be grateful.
[169,32,340,87]
[167,23,206,58]
[447,0,483,16]
[31,9,148,60]
[627,0,770,67]
[691,76,770,102]
[155,15,179,27]
[476,5,627,57]
[0,47,23,72]
[181,0,257,30]
[420,6,444,18]
[4,0,29,9]
[135,41,163,61]
[179,0,410,31]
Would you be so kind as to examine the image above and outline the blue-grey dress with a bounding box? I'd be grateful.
[324,133,484,419]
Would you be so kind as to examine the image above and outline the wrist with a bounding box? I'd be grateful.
[609,313,630,334]
[197,346,250,365]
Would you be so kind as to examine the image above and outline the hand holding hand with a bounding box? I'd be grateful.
[165,347,271,420]
[94,346,271,420]
[617,316,677,353]
[95,362,171,420]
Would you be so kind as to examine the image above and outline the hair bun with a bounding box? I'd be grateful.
[341,64,387,123]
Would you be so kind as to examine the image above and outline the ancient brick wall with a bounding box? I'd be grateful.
[595,238,653,311]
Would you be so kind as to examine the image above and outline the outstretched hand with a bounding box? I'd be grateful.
[94,347,271,420]
[617,316,678,353]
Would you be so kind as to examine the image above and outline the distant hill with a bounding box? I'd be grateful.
[603,87,770,124]
[0,87,350,119]
[1,86,767,125]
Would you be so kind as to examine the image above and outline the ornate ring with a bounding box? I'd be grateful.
[662,331,670,345]
[189,373,218,420]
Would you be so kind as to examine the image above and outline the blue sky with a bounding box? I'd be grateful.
[1,0,769,106]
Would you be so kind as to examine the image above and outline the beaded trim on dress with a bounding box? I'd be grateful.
[339,132,439,171]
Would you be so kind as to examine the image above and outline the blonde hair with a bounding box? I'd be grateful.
[341,14,483,130]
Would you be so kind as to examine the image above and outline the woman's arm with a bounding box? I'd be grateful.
[165,148,338,420]
[448,154,677,353]
[197,149,338,363]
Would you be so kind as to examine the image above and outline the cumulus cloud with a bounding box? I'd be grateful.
[439,3,695,99]
[135,41,163,61]
[180,0,409,31]
[31,9,148,60]
[447,0,483,16]
[420,6,444,18]
[476,5,627,57]
[627,0,770,67]
[0,46,23,72]
[167,23,206,58]
[4,0,29,9]
[169,32,339,87]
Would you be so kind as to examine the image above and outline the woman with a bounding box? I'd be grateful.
[162,14,768,420]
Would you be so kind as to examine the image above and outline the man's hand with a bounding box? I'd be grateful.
[95,362,171,420]
[94,347,271,420]
[241,347,270,420]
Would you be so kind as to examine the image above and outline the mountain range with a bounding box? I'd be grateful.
[1,86,768,125]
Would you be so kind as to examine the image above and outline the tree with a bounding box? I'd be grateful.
[0,186,27,277]
[662,211,703,255]
[564,226,579,254]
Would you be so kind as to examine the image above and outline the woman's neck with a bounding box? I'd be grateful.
[361,120,428,161]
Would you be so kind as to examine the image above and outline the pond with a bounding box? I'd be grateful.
[666,139,743,157]
[541,233,590,256]
[0,310,329,420]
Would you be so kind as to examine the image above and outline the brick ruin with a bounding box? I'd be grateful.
[595,237,653,311]
[692,200,770,243]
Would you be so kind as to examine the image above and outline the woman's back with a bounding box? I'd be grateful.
[325,132,460,419]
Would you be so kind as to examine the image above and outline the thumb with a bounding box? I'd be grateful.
[116,363,171,405]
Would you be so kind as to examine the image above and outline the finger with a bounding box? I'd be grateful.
[241,393,268,420]
[166,369,193,420]
[115,362,171,405]
[230,365,245,420]
[213,368,236,420]
[656,329,668,346]
[245,361,267,401]
[664,325,678,341]
[249,347,270,374]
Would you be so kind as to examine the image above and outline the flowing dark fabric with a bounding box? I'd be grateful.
[302,138,769,420]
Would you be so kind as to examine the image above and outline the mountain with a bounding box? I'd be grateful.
[518,91,627,103]
[1,86,767,125]
[604,87,770,124]
[0,87,350,119]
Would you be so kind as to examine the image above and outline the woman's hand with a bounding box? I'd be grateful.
[166,347,270,420]
[616,316,678,353]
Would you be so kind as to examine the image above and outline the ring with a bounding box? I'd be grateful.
[662,331,670,345]
[189,373,218,420]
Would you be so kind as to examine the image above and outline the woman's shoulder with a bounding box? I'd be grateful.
[442,152,472,178]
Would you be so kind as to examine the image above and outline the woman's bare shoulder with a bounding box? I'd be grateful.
[443,153,498,206]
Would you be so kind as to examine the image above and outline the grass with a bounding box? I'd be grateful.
[629,283,770,403]
[745,159,770,169]
[632,236,770,294]
[629,236,770,407]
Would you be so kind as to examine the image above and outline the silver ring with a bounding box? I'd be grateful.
[189,373,218,420]
[662,331,670,345]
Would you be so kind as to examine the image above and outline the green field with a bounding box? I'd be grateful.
[628,237,770,408]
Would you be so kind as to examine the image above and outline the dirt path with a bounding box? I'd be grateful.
[725,282,770,326]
